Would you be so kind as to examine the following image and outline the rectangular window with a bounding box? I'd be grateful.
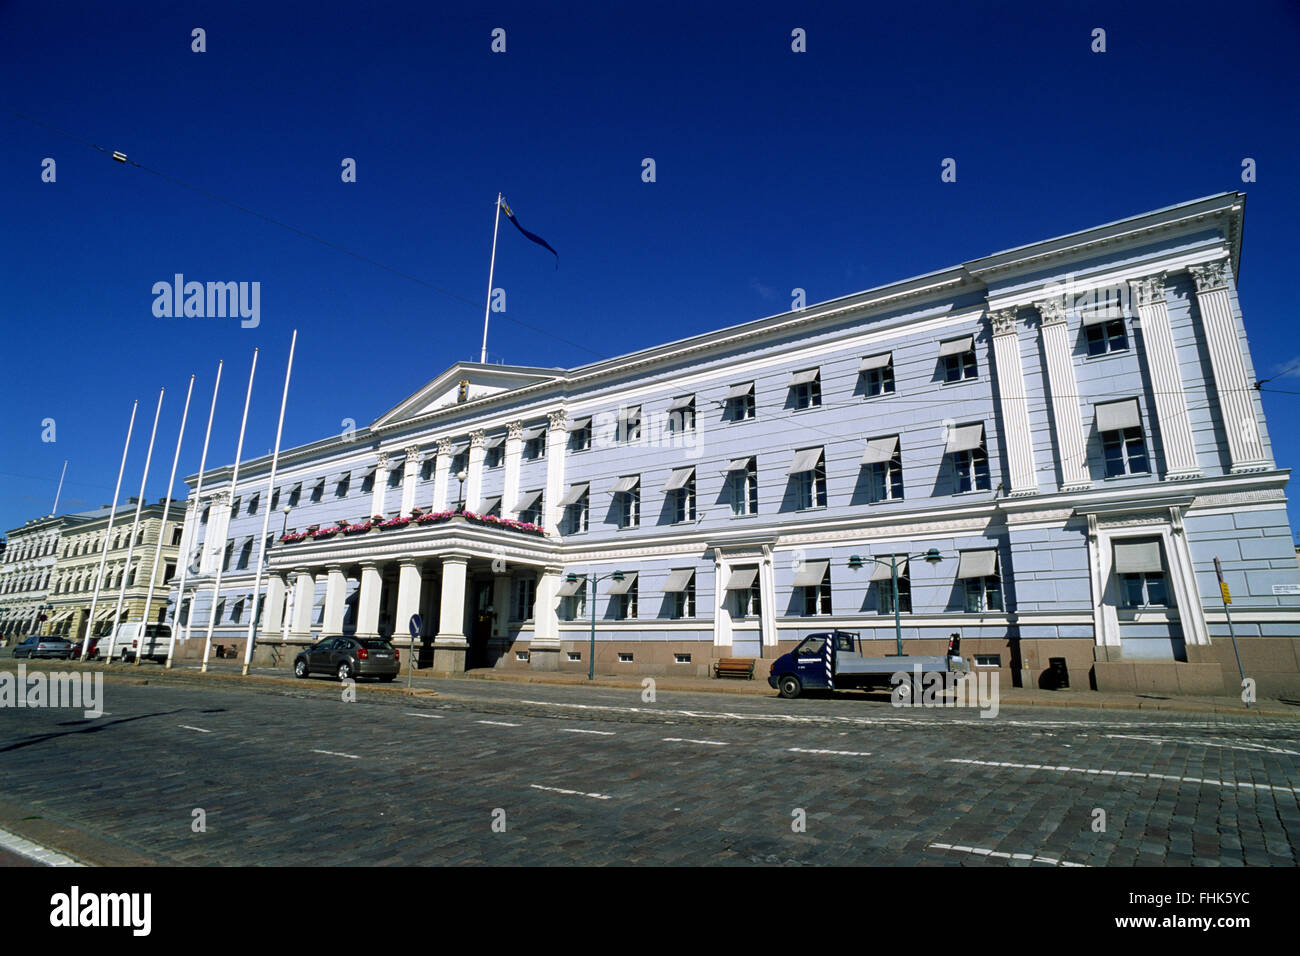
[674,653,692,664]
[617,479,640,529]
[568,418,592,452]
[523,428,546,460]
[1102,426,1149,477]
[335,475,349,497]
[512,578,537,621]
[387,468,402,489]
[974,654,1001,667]
[561,582,587,621]
[863,436,904,502]
[668,570,697,619]
[565,493,589,535]
[726,383,756,421]
[614,581,638,620]
[800,568,832,616]
[666,397,696,434]
[794,455,827,510]
[953,447,991,493]
[485,445,503,468]
[728,458,758,515]
[518,491,544,526]
[1121,572,1169,608]
[270,488,280,511]
[171,527,183,546]
[940,337,978,382]
[878,575,911,614]
[672,477,696,524]
[1086,318,1129,356]
[617,652,634,663]
[790,369,822,410]
[567,651,582,662]
[619,406,642,443]
[864,363,895,397]
[310,481,323,503]
[963,576,1003,612]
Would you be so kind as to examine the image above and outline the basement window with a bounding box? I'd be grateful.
[567,651,582,662]
[974,654,1001,667]
[515,651,529,662]
[618,652,634,663]
[674,653,691,664]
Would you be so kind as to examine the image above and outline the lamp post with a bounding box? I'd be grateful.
[456,470,468,512]
[566,569,624,680]
[846,548,943,657]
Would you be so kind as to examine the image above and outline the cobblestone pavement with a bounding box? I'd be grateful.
[0,672,1296,866]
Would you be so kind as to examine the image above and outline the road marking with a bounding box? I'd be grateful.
[477,720,521,727]
[929,842,1087,867]
[1106,733,1300,757]
[178,725,211,733]
[0,826,86,867]
[663,737,728,746]
[530,784,611,801]
[788,747,871,756]
[405,712,446,719]
[560,728,615,736]
[311,749,361,759]
[947,758,1300,794]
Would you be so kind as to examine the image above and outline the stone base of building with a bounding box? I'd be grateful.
[527,643,562,671]
[1092,655,1226,696]
[1186,638,1300,699]
[431,639,468,674]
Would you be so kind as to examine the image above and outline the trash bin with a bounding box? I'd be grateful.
[1049,657,1069,690]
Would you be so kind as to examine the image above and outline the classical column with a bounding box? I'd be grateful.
[1188,261,1269,473]
[1129,274,1200,480]
[322,565,347,634]
[432,555,469,672]
[530,566,563,670]
[400,446,422,515]
[201,491,232,574]
[1034,296,1092,491]
[988,307,1038,495]
[369,452,391,518]
[259,573,286,638]
[544,410,568,534]
[394,558,423,656]
[290,568,314,637]
[713,554,731,649]
[465,430,487,512]
[501,421,524,519]
[355,561,382,638]
[432,438,452,511]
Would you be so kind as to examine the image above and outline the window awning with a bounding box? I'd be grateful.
[957,549,999,579]
[1113,539,1163,573]
[558,483,589,506]
[289,481,302,495]
[1096,398,1141,432]
[787,447,824,475]
[557,577,585,597]
[944,423,985,454]
[1082,306,1121,326]
[667,395,695,412]
[567,417,591,431]
[725,382,754,400]
[513,490,542,512]
[725,567,758,590]
[869,557,908,582]
[793,560,829,588]
[485,435,505,449]
[939,335,974,357]
[724,456,753,472]
[449,441,469,456]
[479,495,501,514]
[610,476,639,494]
[861,436,899,465]
[605,571,637,595]
[664,467,695,491]
[663,569,695,592]
[789,368,820,386]
[520,426,545,442]
[620,406,641,421]
[859,352,892,372]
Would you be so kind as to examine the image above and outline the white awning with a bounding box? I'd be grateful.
[520,426,545,442]
[869,557,908,582]
[663,569,695,592]
[610,476,639,494]
[620,406,641,421]
[485,435,505,449]
[725,567,758,590]
[667,395,694,412]
[605,572,637,595]
[1082,306,1121,326]
[957,549,999,579]
[479,495,501,514]
[513,490,542,512]
[1096,398,1141,432]
[1113,539,1163,573]
[787,447,824,475]
[664,467,695,491]
[861,436,899,465]
[859,352,892,372]
[945,423,985,454]
[939,335,974,357]
[725,381,754,400]
[724,456,753,472]
[567,417,591,431]
[557,577,585,597]
[449,441,469,456]
[789,368,820,386]
[558,483,589,506]
[793,560,829,588]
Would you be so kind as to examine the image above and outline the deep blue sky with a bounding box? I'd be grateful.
[2,0,1298,540]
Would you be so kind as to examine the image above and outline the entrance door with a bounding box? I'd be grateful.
[468,579,494,668]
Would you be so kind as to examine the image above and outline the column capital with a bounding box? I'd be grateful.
[1032,296,1069,327]
[547,409,568,430]
[440,553,471,567]
[1188,260,1229,294]
[469,429,487,448]
[436,437,453,456]
[403,443,423,460]
[507,421,525,441]
[376,451,391,468]
[1128,273,1168,309]
[210,490,232,506]
[987,307,1021,337]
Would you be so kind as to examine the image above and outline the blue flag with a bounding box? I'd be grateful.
[501,199,558,268]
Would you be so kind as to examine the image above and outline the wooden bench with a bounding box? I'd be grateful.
[713,657,755,680]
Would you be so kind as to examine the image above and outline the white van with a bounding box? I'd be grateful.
[106,623,172,663]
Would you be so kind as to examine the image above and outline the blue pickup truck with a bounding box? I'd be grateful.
[767,630,969,699]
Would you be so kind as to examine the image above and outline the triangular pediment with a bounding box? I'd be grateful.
[371,363,564,430]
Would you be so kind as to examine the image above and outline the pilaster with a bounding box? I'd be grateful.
[1129,274,1201,480]
[988,307,1038,495]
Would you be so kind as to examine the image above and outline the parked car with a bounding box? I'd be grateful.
[12,636,74,660]
[69,637,101,661]
[294,636,399,682]
[105,623,172,663]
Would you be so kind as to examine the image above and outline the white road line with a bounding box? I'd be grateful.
[1106,733,1300,757]
[477,720,521,727]
[929,842,1087,867]
[788,747,871,757]
[405,712,446,719]
[663,737,728,746]
[178,725,211,733]
[560,728,616,736]
[0,826,86,867]
[947,758,1299,794]
[530,784,611,801]
[311,749,361,759]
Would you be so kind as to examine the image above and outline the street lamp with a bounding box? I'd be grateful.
[280,504,291,539]
[566,569,624,680]
[846,548,942,657]
[455,469,468,512]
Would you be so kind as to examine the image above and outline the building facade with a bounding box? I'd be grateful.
[169,193,1300,695]
[0,514,70,642]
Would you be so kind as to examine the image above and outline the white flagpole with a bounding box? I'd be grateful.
[106,387,164,661]
[135,374,194,667]
[51,460,68,516]
[79,401,137,662]
[202,350,258,673]
[479,192,503,364]
[242,330,297,675]
[167,360,222,668]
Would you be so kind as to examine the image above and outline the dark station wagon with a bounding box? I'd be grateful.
[293,636,399,682]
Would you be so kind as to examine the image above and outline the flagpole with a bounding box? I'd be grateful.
[135,374,194,666]
[106,387,164,661]
[167,360,222,669]
[79,401,137,662]
[202,350,257,673]
[480,192,502,364]
[242,330,296,675]
[51,460,68,516]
